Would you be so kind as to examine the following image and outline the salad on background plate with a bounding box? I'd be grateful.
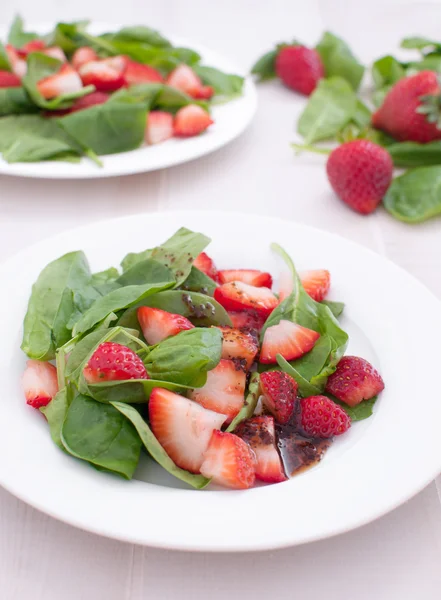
[21,227,384,490]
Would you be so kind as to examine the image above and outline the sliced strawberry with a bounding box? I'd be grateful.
[17,39,46,56]
[174,104,213,137]
[300,270,331,302]
[37,63,83,99]
[218,269,273,288]
[189,359,246,423]
[278,271,293,303]
[235,416,287,483]
[78,57,126,92]
[214,281,278,316]
[216,326,258,370]
[200,430,256,489]
[124,59,163,85]
[6,45,27,78]
[325,356,385,407]
[166,64,203,97]
[301,395,351,438]
[72,47,99,70]
[0,70,21,88]
[42,46,67,62]
[260,370,298,424]
[193,252,218,280]
[83,342,148,383]
[149,387,226,473]
[137,306,194,345]
[260,319,320,364]
[145,110,173,145]
[227,310,266,334]
[22,360,58,409]
[193,85,214,99]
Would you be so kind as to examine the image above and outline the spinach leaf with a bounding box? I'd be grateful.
[72,280,174,336]
[322,300,345,318]
[387,141,441,167]
[116,258,174,287]
[400,36,441,52]
[104,42,199,72]
[154,85,207,112]
[88,379,190,404]
[121,227,210,286]
[179,266,216,295]
[40,385,74,449]
[21,251,93,360]
[0,87,38,117]
[45,21,91,54]
[107,25,171,48]
[334,396,378,421]
[226,372,260,432]
[8,15,40,47]
[251,49,278,81]
[111,402,209,489]
[297,77,357,144]
[352,100,371,129]
[371,55,405,89]
[276,356,321,397]
[145,327,222,387]
[290,335,332,383]
[192,65,244,99]
[407,55,441,73]
[0,42,11,71]
[61,394,142,479]
[118,290,232,330]
[383,166,441,223]
[316,32,364,90]
[90,267,120,295]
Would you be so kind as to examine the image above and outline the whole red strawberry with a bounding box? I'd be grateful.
[326,140,393,215]
[325,356,384,407]
[372,70,441,143]
[83,342,149,383]
[275,45,324,96]
[300,395,351,438]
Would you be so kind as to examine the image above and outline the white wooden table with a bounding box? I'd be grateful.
[1,1,441,598]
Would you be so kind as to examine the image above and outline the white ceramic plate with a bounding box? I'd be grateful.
[1,211,440,551]
[0,23,257,179]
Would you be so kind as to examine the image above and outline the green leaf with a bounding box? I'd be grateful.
[352,100,371,129]
[116,258,174,287]
[322,300,345,318]
[0,42,11,71]
[21,251,93,360]
[297,77,357,144]
[316,32,364,90]
[89,267,120,295]
[145,327,222,386]
[40,385,74,448]
[107,25,171,48]
[118,290,232,330]
[400,36,441,52]
[87,379,190,404]
[226,372,260,432]
[192,65,244,100]
[387,141,441,167]
[72,280,175,336]
[45,21,90,54]
[8,15,40,47]
[291,335,332,385]
[332,395,378,421]
[371,55,405,89]
[383,166,441,223]
[179,266,217,296]
[407,55,441,73]
[111,402,209,489]
[276,355,321,397]
[251,49,278,81]
[61,394,142,479]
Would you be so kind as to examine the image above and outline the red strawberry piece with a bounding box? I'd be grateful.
[372,70,441,143]
[166,64,205,98]
[218,269,273,288]
[326,140,393,215]
[42,47,67,62]
[260,370,298,424]
[37,63,83,99]
[149,387,226,473]
[300,395,351,438]
[22,360,58,409]
[325,355,385,407]
[214,281,278,316]
[275,45,324,96]
[78,57,127,92]
[174,104,213,137]
[45,91,109,118]
[200,430,256,489]
[235,416,287,483]
[124,59,163,85]
[6,45,27,78]
[189,358,246,423]
[300,269,330,302]
[83,342,148,384]
[193,85,214,99]
[17,39,46,56]
[260,319,319,364]
[228,310,266,333]
[145,110,173,145]
[193,252,218,280]
[72,47,99,70]
[0,70,21,88]
[137,306,194,345]
[216,326,259,370]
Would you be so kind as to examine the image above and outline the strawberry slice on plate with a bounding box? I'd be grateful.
[17,39,46,56]
[325,356,385,407]
[145,110,174,145]
[124,59,163,85]
[260,370,298,424]
[6,44,27,78]
[166,64,213,99]
[194,252,218,280]
[83,342,148,383]
[300,395,351,438]
[217,326,259,370]
[218,269,273,288]
[22,360,58,409]
[0,70,21,88]
[37,63,83,99]
[149,388,226,473]
[174,105,213,137]
[189,358,246,423]
[72,47,99,70]
[214,281,278,316]
[200,430,256,489]
[235,416,287,483]
[137,306,194,345]
[42,47,67,62]
[260,319,320,363]
[78,57,126,92]
[228,310,266,334]
[300,270,330,302]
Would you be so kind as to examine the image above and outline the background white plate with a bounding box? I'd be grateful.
[0,211,440,551]
[0,23,257,179]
